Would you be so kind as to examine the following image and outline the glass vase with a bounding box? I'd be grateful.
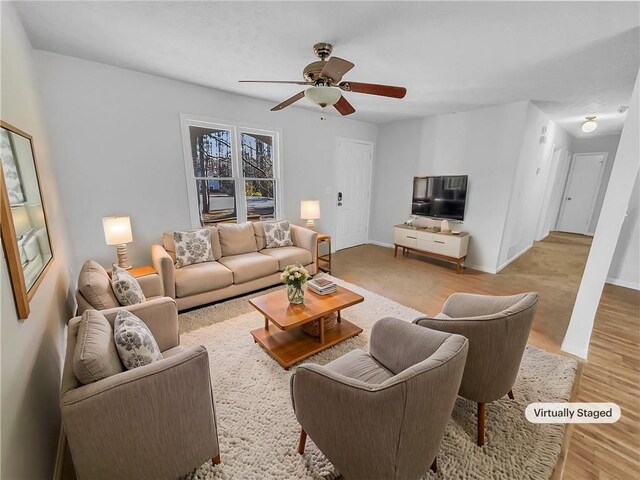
[287,284,304,304]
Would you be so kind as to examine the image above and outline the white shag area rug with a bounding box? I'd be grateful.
[179,275,577,480]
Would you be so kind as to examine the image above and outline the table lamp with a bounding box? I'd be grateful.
[102,216,133,269]
[300,200,320,230]
[11,205,32,239]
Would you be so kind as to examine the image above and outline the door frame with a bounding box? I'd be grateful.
[334,137,375,251]
[556,152,609,236]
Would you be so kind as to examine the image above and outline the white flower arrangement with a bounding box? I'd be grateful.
[280,264,309,286]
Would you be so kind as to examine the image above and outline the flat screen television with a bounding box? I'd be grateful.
[411,175,468,221]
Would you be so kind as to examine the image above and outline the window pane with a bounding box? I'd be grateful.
[241,132,273,178]
[245,180,275,221]
[196,179,236,224]
[190,127,232,178]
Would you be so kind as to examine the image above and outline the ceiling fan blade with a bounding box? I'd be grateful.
[334,95,356,116]
[271,91,306,111]
[320,57,355,83]
[240,80,311,85]
[339,81,407,99]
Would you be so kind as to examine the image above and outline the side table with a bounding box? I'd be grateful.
[317,234,332,274]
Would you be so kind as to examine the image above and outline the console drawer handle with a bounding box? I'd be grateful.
[434,240,445,244]
[406,236,417,239]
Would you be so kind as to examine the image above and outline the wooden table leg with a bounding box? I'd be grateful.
[394,245,398,257]
[319,317,325,344]
[264,316,269,330]
[337,310,341,323]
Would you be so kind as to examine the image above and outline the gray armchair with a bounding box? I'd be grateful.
[291,317,468,480]
[414,292,539,446]
[61,297,220,479]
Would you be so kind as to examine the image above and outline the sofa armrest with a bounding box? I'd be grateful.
[61,346,219,480]
[151,244,176,299]
[101,297,179,351]
[290,225,318,263]
[137,273,164,298]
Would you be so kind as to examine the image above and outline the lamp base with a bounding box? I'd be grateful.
[305,219,316,230]
[116,244,132,270]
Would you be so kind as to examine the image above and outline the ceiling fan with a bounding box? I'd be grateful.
[239,42,407,116]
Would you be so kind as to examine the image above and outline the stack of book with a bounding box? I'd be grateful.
[308,277,337,295]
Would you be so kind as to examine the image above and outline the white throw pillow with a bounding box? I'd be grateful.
[173,229,214,268]
[111,265,146,306]
[263,220,294,249]
[113,310,163,370]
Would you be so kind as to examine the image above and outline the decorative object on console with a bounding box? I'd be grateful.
[0,121,54,319]
[441,219,450,232]
[111,264,146,306]
[263,220,294,248]
[300,200,320,230]
[103,215,133,269]
[281,264,309,304]
[172,228,214,268]
[113,309,163,370]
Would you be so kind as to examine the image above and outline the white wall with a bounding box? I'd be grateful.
[571,133,621,233]
[34,51,378,278]
[1,4,72,478]
[371,101,539,272]
[497,103,574,269]
[607,173,639,289]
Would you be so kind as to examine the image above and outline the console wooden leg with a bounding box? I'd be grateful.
[508,389,514,400]
[477,402,485,446]
[394,245,398,257]
[430,456,437,473]
[212,454,221,465]
[298,428,307,454]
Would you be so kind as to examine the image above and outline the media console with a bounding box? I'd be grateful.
[393,224,470,273]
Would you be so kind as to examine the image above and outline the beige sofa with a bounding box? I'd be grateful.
[152,221,317,311]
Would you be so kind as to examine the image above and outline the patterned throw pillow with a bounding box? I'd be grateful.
[173,229,214,268]
[111,265,146,306]
[263,220,294,249]
[113,310,163,370]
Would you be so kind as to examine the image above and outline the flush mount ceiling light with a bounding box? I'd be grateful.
[581,115,598,133]
[303,86,342,108]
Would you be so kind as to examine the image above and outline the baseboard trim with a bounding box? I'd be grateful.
[496,244,533,273]
[367,240,394,249]
[53,424,66,480]
[605,277,640,291]
[463,262,497,274]
[560,341,589,360]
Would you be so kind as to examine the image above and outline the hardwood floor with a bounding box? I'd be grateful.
[333,233,639,480]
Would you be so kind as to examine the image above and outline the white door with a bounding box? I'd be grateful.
[556,153,607,235]
[335,139,373,250]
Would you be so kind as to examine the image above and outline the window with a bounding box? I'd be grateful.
[181,116,280,226]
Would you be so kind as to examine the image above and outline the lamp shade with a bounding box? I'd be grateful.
[300,200,321,220]
[11,205,32,237]
[304,87,341,108]
[27,203,46,230]
[102,216,133,245]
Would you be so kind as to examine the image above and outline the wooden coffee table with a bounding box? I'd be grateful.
[249,285,364,369]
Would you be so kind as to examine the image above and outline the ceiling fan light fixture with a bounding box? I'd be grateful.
[304,86,341,108]
[581,115,598,133]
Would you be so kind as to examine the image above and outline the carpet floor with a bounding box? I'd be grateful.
[179,275,577,480]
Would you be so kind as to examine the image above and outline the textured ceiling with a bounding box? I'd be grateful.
[13,1,640,137]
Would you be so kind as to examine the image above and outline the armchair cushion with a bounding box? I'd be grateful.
[78,260,119,310]
[73,310,123,385]
[259,246,313,271]
[218,222,257,256]
[114,310,163,370]
[111,265,146,306]
[325,348,394,385]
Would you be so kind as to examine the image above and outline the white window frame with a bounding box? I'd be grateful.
[179,114,283,227]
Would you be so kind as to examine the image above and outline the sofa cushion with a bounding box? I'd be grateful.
[325,349,395,385]
[260,246,312,271]
[253,221,267,250]
[263,220,294,248]
[77,260,120,310]
[73,310,124,385]
[114,310,163,370]
[218,252,279,284]
[174,261,233,298]
[217,222,257,257]
[163,227,222,261]
[111,265,146,306]
[173,229,214,268]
